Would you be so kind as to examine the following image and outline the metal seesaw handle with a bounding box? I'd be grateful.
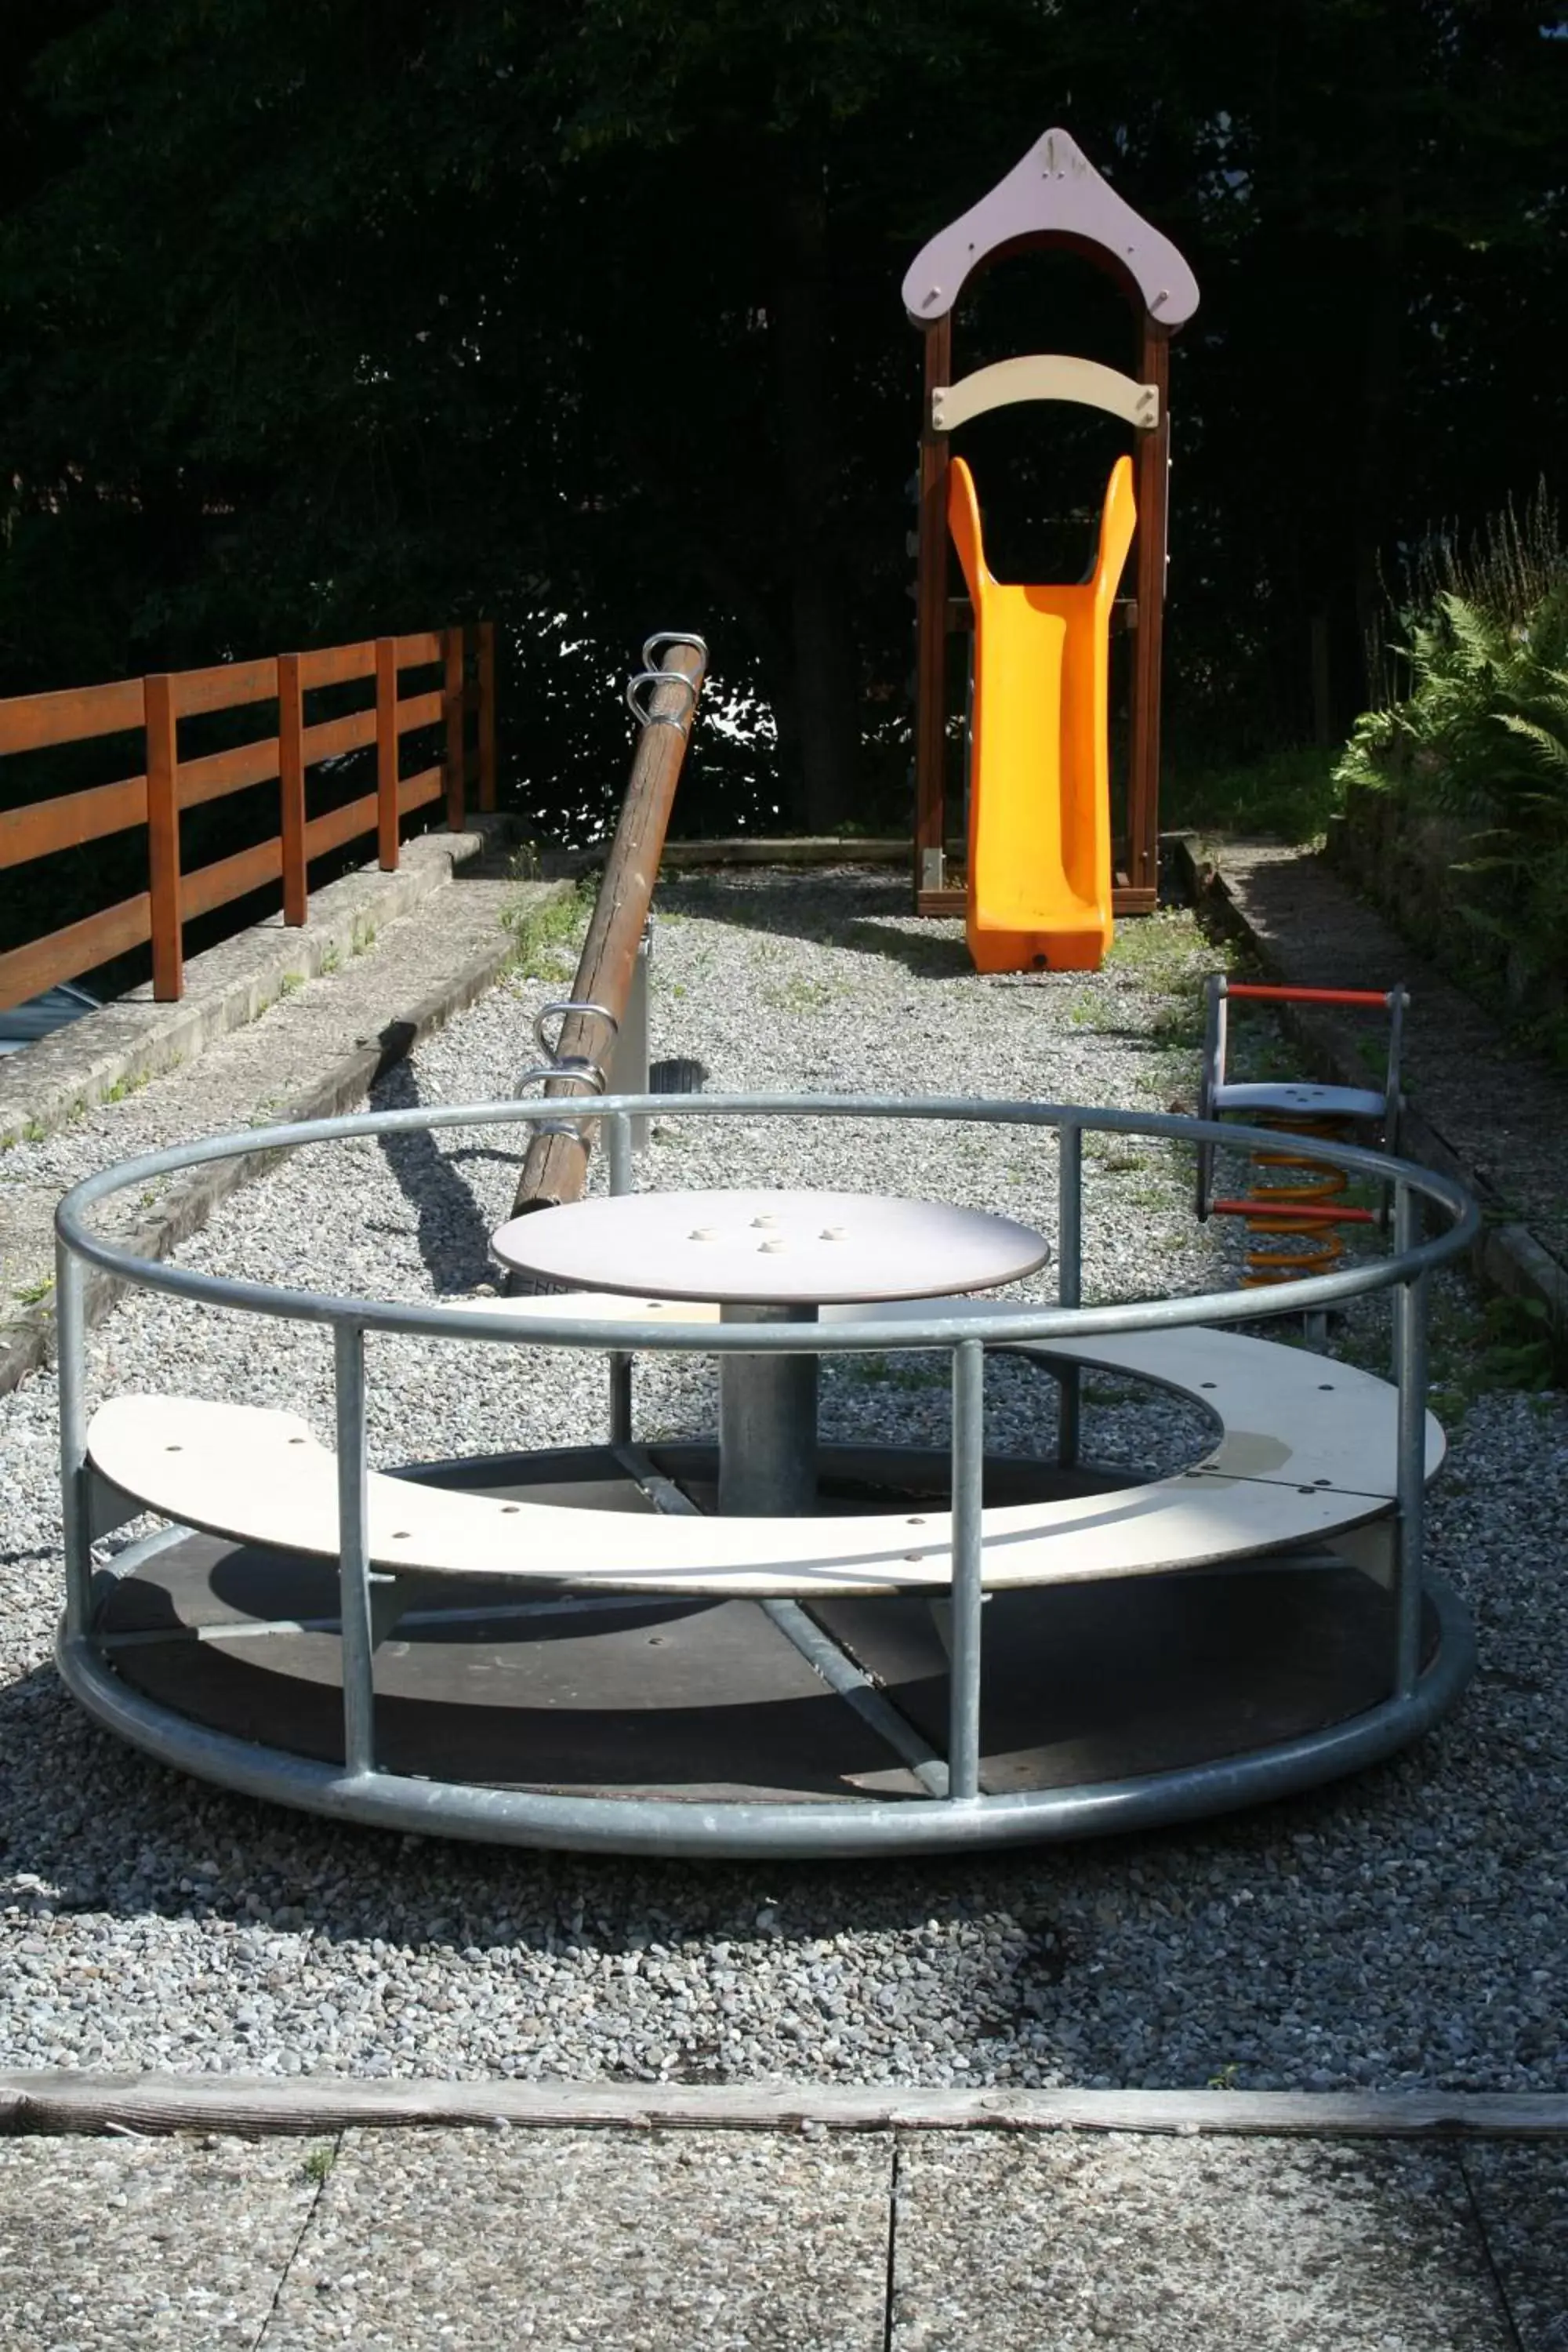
[641,630,709,676]
[514,1059,607,1140]
[626,668,699,731]
[533,1000,620,1071]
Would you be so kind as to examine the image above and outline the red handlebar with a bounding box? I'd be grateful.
[1225,984,1396,1007]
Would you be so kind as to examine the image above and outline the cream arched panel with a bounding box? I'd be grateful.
[932,354,1159,435]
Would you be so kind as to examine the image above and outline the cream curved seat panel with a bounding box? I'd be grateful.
[86,1317,1438,1601]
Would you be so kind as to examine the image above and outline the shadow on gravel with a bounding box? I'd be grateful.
[661,871,973,981]
[372,1059,495,1294]
[0,1624,1405,1963]
[5,1625,1513,2098]
[0,1650,1092,1986]
[835,919,972,979]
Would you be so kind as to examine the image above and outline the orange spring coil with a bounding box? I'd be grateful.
[1240,1115,1356,1286]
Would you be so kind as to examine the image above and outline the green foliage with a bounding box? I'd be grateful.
[1476,1294,1560,1395]
[0,0,1565,846]
[1165,748,1345,845]
[502,881,591,982]
[1341,596,1568,822]
[1388,481,1567,659]
[1336,490,1568,1027]
[1426,1286,1565,1425]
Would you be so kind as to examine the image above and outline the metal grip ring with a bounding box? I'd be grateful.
[533,1001,619,1069]
[641,630,709,675]
[515,1061,605,1102]
[626,669,699,731]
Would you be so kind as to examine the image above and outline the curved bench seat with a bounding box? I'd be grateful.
[85,1313,1439,1601]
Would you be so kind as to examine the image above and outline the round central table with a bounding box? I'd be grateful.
[490,1188,1049,1515]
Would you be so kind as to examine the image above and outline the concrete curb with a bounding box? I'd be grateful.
[0,819,514,1153]
[5,2073,1568,2140]
[0,877,571,1397]
[1177,833,1568,1341]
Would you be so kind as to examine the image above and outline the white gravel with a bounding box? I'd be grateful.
[2,869,1565,2092]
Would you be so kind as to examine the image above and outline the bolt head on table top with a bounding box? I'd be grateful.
[490,1188,1050,1307]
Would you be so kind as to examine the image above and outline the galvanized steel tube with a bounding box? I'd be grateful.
[56,1237,92,1642]
[55,1578,1476,1860]
[1393,1187,1430,1698]
[606,1109,633,1442]
[717,1304,819,1515]
[1057,1120,1083,1469]
[332,1324,377,1777]
[948,1338,987,1802]
[54,1095,1477,1359]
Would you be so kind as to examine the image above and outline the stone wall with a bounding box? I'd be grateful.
[1325,785,1559,1025]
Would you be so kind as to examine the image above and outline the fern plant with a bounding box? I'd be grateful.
[1340,585,1568,811]
[1336,499,1568,1025]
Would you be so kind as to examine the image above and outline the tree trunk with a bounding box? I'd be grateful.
[1351,16,1407,709]
[769,147,860,831]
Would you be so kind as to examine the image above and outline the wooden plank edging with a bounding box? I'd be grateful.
[5,2075,1568,2141]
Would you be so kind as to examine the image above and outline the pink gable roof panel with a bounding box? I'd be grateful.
[902,127,1200,328]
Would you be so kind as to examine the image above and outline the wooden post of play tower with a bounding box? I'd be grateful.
[905,129,1199,918]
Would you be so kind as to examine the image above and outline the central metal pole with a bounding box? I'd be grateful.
[717,1303,818,1515]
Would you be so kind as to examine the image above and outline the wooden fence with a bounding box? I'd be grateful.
[0,622,496,1007]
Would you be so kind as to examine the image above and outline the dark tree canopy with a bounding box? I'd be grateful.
[2,0,1563,834]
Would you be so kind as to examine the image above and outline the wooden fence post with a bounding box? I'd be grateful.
[1127,318,1171,901]
[143,673,183,1000]
[278,652,307,924]
[477,622,497,813]
[443,626,466,830]
[376,637,399,871]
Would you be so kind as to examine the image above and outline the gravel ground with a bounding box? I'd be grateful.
[2,869,1565,2092]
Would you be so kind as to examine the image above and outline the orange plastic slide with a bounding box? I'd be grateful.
[948,452,1137,973]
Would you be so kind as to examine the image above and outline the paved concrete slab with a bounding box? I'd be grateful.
[260,2126,892,2350]
[0,2133,318,2349]
[889,2132,1516,2351]
[1465,2140,1568,2351]
[3,2120,1566,2349]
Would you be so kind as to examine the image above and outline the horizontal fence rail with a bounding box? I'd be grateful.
[0,622,497,1007]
